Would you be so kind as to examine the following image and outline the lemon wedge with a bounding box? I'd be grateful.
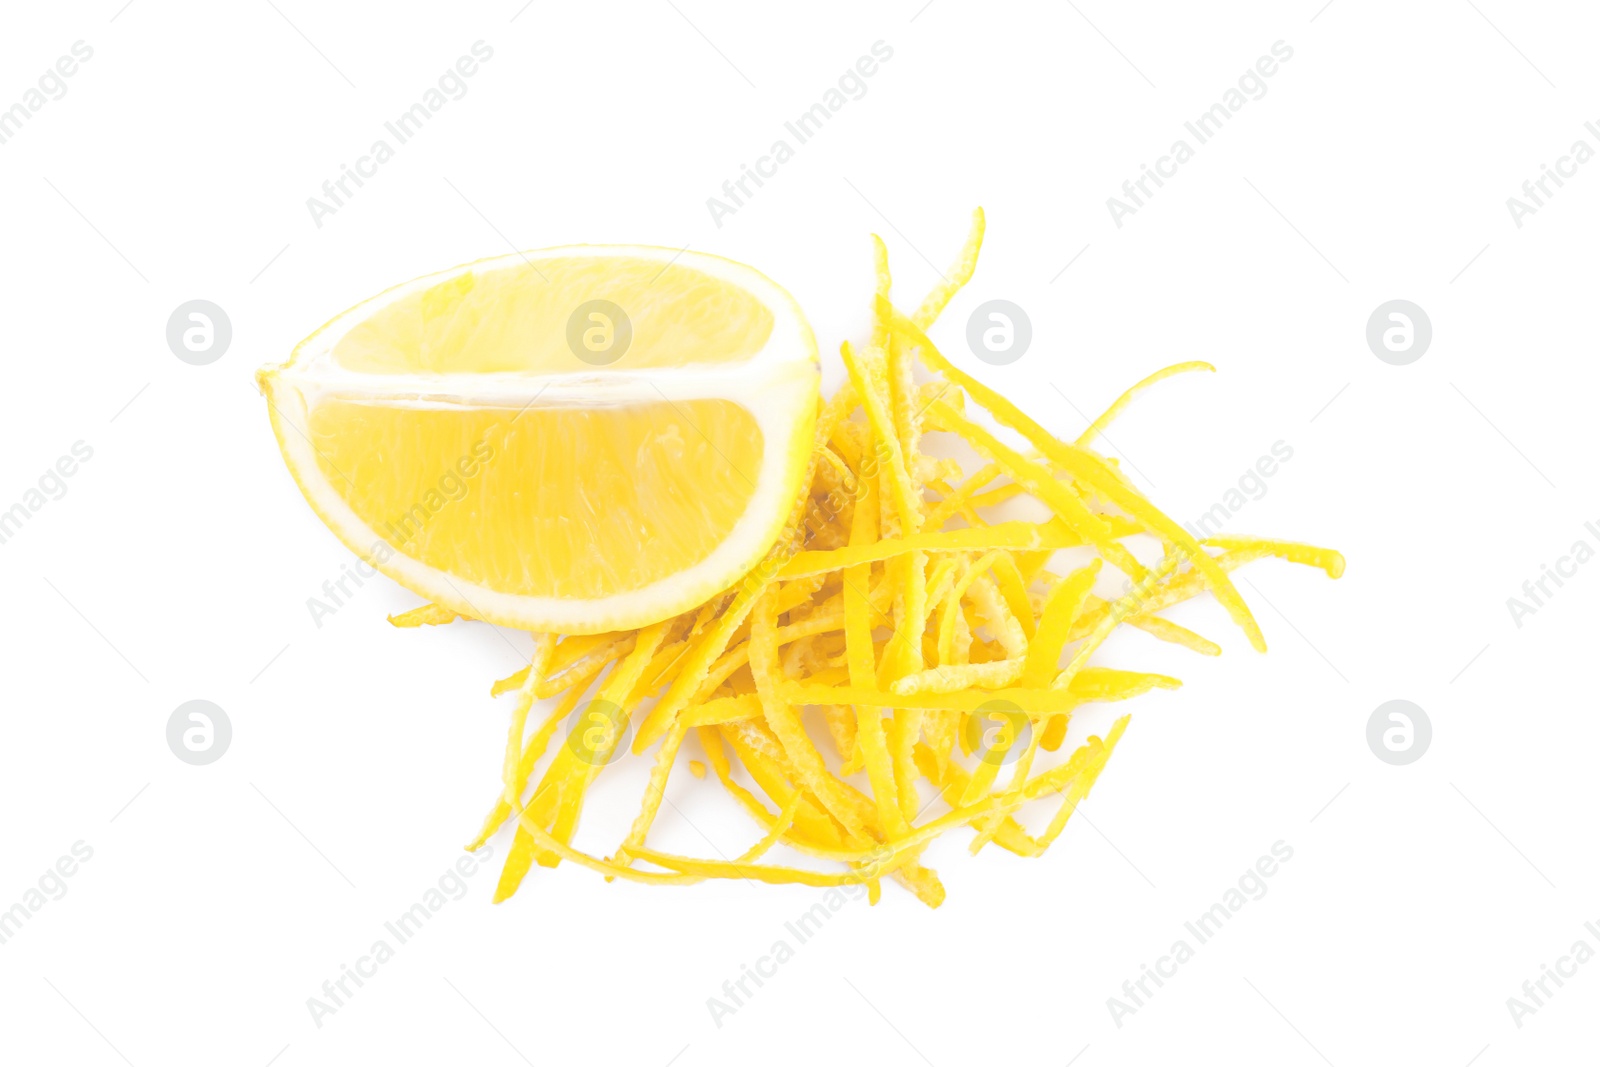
[258,246,819,634]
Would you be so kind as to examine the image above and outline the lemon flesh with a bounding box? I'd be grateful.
[334,257,778,375]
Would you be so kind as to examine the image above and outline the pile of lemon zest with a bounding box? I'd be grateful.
[445,212,1343,907]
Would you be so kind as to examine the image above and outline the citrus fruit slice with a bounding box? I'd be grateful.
[258,246,819,634]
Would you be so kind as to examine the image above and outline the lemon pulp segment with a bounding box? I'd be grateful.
[306,397,763,600]
[333,258,775,375]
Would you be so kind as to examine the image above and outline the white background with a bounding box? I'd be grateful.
[1,2,1595,1064]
